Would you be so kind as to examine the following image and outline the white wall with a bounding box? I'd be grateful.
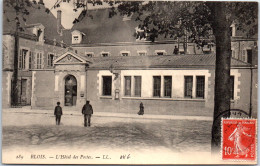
[120,69,211,100]
[97,69,241,101]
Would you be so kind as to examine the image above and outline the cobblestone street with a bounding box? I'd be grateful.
[3,110,212,153]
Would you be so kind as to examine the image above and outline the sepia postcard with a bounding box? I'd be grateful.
[2,0,258,164]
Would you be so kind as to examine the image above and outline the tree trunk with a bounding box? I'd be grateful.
[210,2,231,152]
[12,25,19,106]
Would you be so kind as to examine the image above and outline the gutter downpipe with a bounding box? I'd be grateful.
[249,65,253,117]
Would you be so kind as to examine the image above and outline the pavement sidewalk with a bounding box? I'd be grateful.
[2,107,213,121]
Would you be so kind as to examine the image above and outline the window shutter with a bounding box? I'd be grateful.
[40,53,42,69]
[18,49,22,69]
[36,53,39,69]
[29,51,32,69]
[47,54,49,66]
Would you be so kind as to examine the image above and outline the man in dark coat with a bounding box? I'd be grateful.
[173,46,179,55]
[54,102,63,125]
[82,100,93,127]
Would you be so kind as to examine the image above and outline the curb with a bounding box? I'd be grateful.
[2,108,213,121]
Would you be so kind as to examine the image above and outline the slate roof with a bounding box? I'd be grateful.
[69,8,257,45]
[86,54,252,70]
[3,3,66,44]
[69,8,175,45]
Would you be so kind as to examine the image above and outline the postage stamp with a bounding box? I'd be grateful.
[222,119,257,160]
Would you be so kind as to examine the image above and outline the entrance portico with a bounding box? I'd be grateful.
[53,51,90,109]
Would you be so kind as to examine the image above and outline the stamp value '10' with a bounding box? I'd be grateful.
[222,119,256,160]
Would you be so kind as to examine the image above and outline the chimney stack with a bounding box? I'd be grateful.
[57,10,62,35]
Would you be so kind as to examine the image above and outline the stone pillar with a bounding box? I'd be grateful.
[31,71,36,108]
[77,73,86,108]
[54,73,61,106]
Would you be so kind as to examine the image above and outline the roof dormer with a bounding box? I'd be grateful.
[230,21,237,37]
[71,30,85,44]
[26,23,45,43]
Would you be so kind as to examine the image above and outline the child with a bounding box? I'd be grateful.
[54,102,63,125]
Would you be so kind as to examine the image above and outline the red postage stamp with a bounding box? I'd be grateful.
[222,119,257,160]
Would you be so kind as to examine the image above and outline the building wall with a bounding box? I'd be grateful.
[73,43,213,57]
[231,40,257,65]
[2,34,67,108]
[2,35,15,108]
[19,37,66,70]
[31,70,55,109]
[84,68,251,116]
[230,68,258,118]
[2,35,15,70]
[2,71,12,108]
[53,64,87,110]
[86,69,214,116]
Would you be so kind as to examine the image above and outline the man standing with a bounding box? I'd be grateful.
[54,102,63,125]
[82,100,93,127]
[173,46,179,55]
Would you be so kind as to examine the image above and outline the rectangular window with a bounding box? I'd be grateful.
[184,76,193,98]
[156,52,164,56]
[36,52,42,69]
[22,50,26,69]
[153,76,161,97]
[134,76,141,97]
[85,52,94,57]
[19,49,28,69]
[164,76,172,97]
[155,50,166,56]
[196,76,205,98]
[102,76,112,96]
[87,54,93,57]
[121,51,130,56]
[230,76,234,100]
[48,53,54,67]
[101,52,110,57]
[29,51,33,69]
[18,49,22,69]
[124,76,131,96]
[73,36,79,41]
[138,51,147,56]
[122,53,129,56]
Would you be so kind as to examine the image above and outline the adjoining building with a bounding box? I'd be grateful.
[2,4,67,107]
[49,52,257,117]
[2,6,258,117]
[64,8,216,57]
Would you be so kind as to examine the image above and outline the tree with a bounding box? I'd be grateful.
[5,0,257,152]
[67,1,257,152]
[4,0,45,106]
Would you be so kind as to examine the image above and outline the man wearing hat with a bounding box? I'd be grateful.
[54,102,63,125]
[82,100,93,127]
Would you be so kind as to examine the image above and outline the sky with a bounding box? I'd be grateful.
[44,0,111,29]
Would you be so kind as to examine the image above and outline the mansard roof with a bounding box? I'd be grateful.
[87,54,252,70]
[68,8,175,45]
[3,3,65,44]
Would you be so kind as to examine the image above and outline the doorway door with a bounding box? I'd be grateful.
[64,75,77,106]
[247,49,252,64]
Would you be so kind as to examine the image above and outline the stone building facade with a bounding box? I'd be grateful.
[2,6,258,118]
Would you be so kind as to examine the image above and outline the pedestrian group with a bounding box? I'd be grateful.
[54,100,94,127]
[54,100,144,126]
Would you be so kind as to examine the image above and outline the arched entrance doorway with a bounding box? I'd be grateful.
[64,75,77,106]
